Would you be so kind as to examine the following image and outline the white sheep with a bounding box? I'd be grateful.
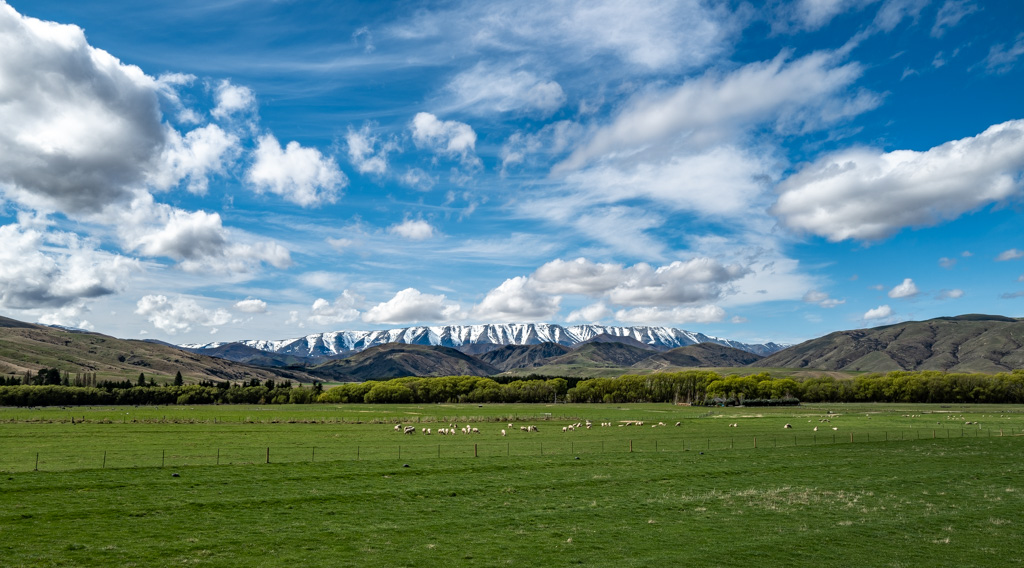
[404,426,416,434]
[394,424,401,431]
[675,422,681,426]
[562,426,567,432]
[471,428,479,434]
[508,423,513,428]
[501,429,506,436]
[784,424,792,429]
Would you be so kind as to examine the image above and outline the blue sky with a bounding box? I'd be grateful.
[1,0,1023,346]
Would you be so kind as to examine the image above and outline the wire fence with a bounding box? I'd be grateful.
[2,426,1018,473]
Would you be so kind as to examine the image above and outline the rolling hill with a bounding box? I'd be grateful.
[0,316,316,384]
[476,342,572,372]
[306,343,500,382]
[635,343,764,370]
[757,314,1024,373]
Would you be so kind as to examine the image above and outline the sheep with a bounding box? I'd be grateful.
[832,427,838,431]
[521,426,528,431]
[784,424,792,429]
[813,426,818,431]
[394,424,401,431]
[502,429,506,436]
[404,426,416,434]
[425,428,431,435]
[528,425,538,432]
[563,426,568,432]
[471,427,479,434]
[675,422,681,426]
[508,423,513,428]
[421,427,426,433]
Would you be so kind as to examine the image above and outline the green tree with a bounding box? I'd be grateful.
[173,371,183,386]
[137,373,146,386]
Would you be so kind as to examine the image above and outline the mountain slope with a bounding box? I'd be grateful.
[635,343,764,370]
[539,342,657,368]
[307,343,500,382]
[184,323,785,359]
[0,317,316,383]
[476,343,572,372]
[757,314,1024,373]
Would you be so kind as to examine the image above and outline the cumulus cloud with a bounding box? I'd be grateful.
[247,134,347,207]
[346,123,399,176]
[149,124,239,194]
[888,278,919,298]
[614,305,726,325]
[410,112,480,167]
[471,277,561,322]
[0,223,137,310]
[863,304,893,320]
[388,219,436,241]
[773,119,1024,241]
[996,248,1024,261]
[939,257,957,269]
[0,3,165,213]
[531,257,749,306]
[309,291,362,325]
[362,288,463,324]
[210,80,256,119]
[233,298,267,313]
[566,302,613,323]
[135,294,231,334]
[113,192,291,274]
[445,62,565,116]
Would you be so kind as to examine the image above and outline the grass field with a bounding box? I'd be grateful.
[2,403,1023,567]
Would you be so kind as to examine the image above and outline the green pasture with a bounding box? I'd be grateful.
[1,403,1023,566]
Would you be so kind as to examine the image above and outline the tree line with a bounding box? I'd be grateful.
[2,369,1024,406]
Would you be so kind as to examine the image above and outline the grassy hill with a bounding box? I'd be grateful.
[758,314,1024,373]
[635,343,763,370]
[0,316,316,384]
[307,343,500,382]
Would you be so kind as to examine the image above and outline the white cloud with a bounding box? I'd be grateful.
[345,123,399,176]
[531,257,749,306]
[362,288,463,324]
[135,294,231,335]
[872,0,928,33]
[500,121,583,173]
[0,3,165,213]
[557,51,872,171]
[410,112,480,168]
[938,257,957,269]
[149,124,239,194]
[445,62,565,116]
[211,80,256,119]
[614,305,726,325]
[113,192,291,274]
[0,223,137,310]
[984,34,1024,74]
[931,0,977,38]
[389,219,436,241]
[731,315,748,323]
[937,289,964,299]
[777,0,878,32]
[247,134,347,207]
[996,248,1024,261]
[390,0,734,72]
[773,119,1024,241]
[399,168,436,191]
[888,278,919,298]
[36,303,95,331]
[309,291,362,326]
[233,298,267,314]
[803,290,845,307]
[471,277,560,322]
[566,302,613,323]
[863,304,893,320]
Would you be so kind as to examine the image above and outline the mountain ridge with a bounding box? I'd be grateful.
[182,323,786,359]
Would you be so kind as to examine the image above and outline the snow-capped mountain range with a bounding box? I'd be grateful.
[182,323,786,358]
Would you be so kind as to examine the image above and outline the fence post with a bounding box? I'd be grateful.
[102,451,106,469]
[753,436,757,449]
[266,447,270,464]
[357,446,360,461]
[312,447,315,462]
[35,452,39,471]
[162,450,165,468]
[850,433,853,443]
[630,439,633,453]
